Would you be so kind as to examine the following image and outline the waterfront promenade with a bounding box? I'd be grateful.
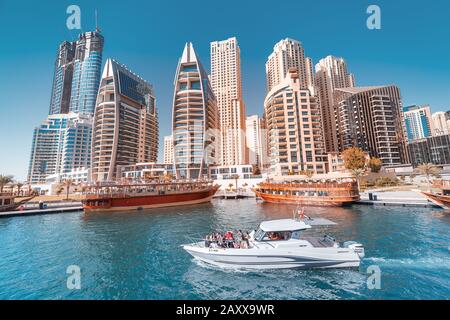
[1,189,440,219]
[0,201,82,218]
[358,190,440,208]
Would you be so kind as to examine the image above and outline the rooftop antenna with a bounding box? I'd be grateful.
[95,9,101,33]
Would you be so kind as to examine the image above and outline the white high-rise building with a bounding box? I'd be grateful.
[315,56,355,152]
[265,38,309,92]
[163,135,174,164]
[172,42,219,179]
[432,111,450,136]
[28,112,92,183]
[210,37,248,165]
[245,115,268,169]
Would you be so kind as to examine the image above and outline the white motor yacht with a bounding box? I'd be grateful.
[183,218,364,270]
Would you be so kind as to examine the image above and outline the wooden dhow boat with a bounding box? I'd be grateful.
[420,180,450,210]
[253,178,360,207]
[81,180,219,213]
[0,193,35,212]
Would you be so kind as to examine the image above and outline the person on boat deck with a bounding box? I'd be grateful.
[216,233,223,247]
[269,232,283,241]
[205,234,212,247]
[240,240,249,249]
[242,231,250,247]
[224,231,234,248]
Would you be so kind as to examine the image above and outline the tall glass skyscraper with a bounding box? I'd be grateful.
[48,41,76,115]
[172,42,218,179]
[69,31,104,115]
[48,31,104,116]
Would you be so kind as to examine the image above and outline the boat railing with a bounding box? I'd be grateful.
[433,180,450,189]
[83,185,213,198]
[184,235,206,247]
[0,193,14,197]
[258,182,358,189]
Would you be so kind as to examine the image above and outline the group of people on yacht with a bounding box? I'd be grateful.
[204,230,251,249]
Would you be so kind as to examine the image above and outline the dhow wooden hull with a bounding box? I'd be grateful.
[421,191,450,210]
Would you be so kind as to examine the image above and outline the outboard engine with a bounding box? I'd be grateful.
[343,241,365,258]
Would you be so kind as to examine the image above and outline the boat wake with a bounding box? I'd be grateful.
[185,260,367,300]
[364,256,450,269]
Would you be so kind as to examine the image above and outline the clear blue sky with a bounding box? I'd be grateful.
[1,0,449,181]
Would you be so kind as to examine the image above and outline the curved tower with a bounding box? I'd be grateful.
[91,59,158,182]
[70,31,104,115]
[172,43,218,179]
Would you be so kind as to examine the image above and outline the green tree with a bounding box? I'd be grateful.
[342,147,368,190]
[368,157,382,173]
[0,174,14,193]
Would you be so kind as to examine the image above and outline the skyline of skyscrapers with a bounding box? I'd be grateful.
[91,59,158,182]
[172,42,219,179]
[25,30,450,185]
[210,37,248,166]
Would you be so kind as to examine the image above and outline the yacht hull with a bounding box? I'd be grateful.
[183,245,361,270]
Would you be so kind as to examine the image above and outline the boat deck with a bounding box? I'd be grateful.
[301,236,336,248]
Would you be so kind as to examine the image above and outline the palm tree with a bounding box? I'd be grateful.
[414,163,442,191]
[60,179,77,200]
[0,174,14,194]
[15,182,24,196]
[231,174,240,192]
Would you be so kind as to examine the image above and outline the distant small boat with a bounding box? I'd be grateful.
[0,194,35,212]
[421,180,450,210]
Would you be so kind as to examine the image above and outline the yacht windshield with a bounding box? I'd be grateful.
[262,231,292,241]
[254,228,265,241]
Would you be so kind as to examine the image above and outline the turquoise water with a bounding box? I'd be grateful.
[0,199,449,300]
